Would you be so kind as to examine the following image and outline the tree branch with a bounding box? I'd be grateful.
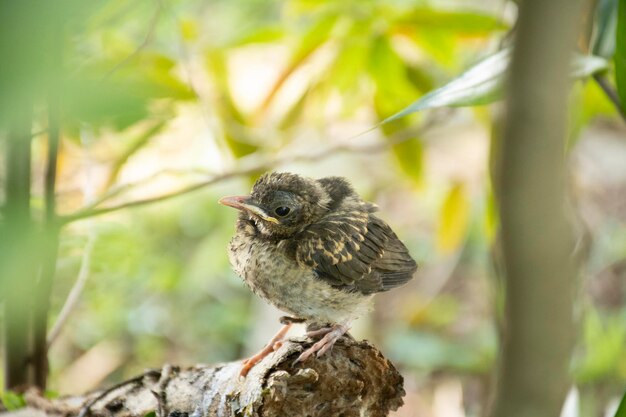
[58,120,437,225]
[19,338,405,417]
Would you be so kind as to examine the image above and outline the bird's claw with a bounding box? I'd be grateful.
[239,323,292,377]
[292,324,349,366]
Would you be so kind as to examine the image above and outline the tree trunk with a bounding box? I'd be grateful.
[491,0,581,416]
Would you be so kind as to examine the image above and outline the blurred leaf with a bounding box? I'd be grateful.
[560,387,580,417]
[574,311,626,383]
[179,18,199,42]
[380,49,609,124]
[615,0,626,113]
[387,327,496,372]
[64,52,193,132]
[614,390,626,417]
[593,0,618,58]
[230,26,285,46]
[292,13,338,63]
[44,390,59,399]
[394,8,508,33]
[391,138,423,186]
[106,121,167,188]
[412,28,458,68]
[205,49,258,158]
[402,294,459,328]
[327,35,370,93]
[0,391,26,411]
[368,36,418,114]
[437,183,470,254]
[144,411,157,417]
[257,14,338,115]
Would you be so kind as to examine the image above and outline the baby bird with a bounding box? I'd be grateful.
[219,172,417,376]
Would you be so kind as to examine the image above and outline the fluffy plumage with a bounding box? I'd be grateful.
[222,172,417,321]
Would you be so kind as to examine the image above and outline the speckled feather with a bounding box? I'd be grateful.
[226,172,417,324]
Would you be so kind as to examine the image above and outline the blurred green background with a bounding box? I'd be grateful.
[1,0,625,416]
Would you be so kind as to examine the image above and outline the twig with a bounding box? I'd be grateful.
[46,231,97,348]
[103,0,162,80]
[593,73,626,123]
[58,117,440,225]
[47,128,99,349]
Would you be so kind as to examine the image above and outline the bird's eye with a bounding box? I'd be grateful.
[274,206,291,217]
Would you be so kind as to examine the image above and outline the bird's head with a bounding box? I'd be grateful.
[219,172,330,238]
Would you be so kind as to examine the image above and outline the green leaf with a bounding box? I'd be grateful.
[394,8,508,33]
[614,390,626,417]
[144,411,157,417]
[292,14,338,64]
[380,49,609,124]
[615,0,626,113]
[437,183,470,254]
[1,391,26,411]
[63,51,193,132]
[593,0,618,58]
[230,26,285,46]
[368,36,419,116]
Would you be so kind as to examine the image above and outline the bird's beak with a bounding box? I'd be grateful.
[218,195,279,224]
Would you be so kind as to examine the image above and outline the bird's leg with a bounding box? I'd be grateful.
[240,323,292,377]
[295,323,350,364]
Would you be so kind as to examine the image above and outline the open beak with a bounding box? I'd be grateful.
[218,195,279,224]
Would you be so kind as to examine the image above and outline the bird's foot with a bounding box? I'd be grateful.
[294,323,350,364]
[240,323,292,377]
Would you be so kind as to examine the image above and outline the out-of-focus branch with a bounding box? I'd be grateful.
[490,0,581,417]
[103,0,162,80]
[46,231,96,348]
[47,129,99,349]
[32,22,65,387]
[58,119,438,225]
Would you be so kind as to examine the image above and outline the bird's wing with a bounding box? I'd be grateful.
[292,212,417,295]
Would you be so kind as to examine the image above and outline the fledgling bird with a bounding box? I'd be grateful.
[219,172,417,376]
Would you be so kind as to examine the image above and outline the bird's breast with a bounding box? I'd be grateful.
[227,233,371,323]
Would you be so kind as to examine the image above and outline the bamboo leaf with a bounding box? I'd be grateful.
[592,0,618,58]
[614,390,626,417]
[380,49,609,125]
[615,0,626,113]
[394,8,508,33]
[0,391,26,411]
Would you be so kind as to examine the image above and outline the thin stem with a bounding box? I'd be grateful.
[32,43,63,388]
[2,103,34,389]
[47,230,96,348]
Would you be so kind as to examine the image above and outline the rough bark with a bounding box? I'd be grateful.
[4,337,404,417]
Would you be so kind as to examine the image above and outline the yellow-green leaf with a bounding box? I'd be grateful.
[437,183,470,253]
[392,138,423,186]
[1,391,26,411]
